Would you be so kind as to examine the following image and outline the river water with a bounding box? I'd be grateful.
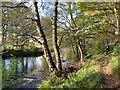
[3,56,68,80]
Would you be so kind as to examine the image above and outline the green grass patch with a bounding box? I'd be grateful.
[107,54,120,82]
[38,58,102,89]
[38,52,120,89]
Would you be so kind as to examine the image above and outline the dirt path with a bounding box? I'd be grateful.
[97,55,119,88]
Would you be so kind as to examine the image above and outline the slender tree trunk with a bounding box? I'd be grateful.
[25,57,28,74]
[77,38,84,61]
[21,57,24,74]
[69,2,84,61]
[78,43,84,61]
[52,0,62,71]
[114,2,120,36]
[83,34,86,55]
[2,60,5,88]
[105,39,109,55]
[15,59,18,76]
[34,1,56,72]
[75,43,80,60]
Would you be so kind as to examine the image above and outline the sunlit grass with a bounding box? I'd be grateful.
[38,58,102,89]
[38,52,120,89]
[0,59,2,89]
[89,65,101,73]
[0,70,2,90]
[108,56,118,74]
[107,55,120,88]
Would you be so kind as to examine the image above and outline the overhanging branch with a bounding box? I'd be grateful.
[17,34,42,45]
[0,5,28,8]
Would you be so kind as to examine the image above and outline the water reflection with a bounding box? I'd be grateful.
[3,56,48,80]
[3,56,68,80]
[62,60,68,68]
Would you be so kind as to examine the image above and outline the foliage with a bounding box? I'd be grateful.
[0,59,2,88]
[64,48,77,61]
[2,2,37,50]
[2,58,18,81]
[38,58,102,89]
[38,51,120,89]
[108,54,119,74]
[2,1,120,89]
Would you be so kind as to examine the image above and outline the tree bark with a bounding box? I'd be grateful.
[114,2,120,36]
[78,42,84,61]
[52,0,62,71]
[34,1,56,72]
[75,43,80,60]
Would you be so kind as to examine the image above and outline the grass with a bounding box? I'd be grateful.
[0,72,2,90]
[38,58,102,89]
[108,56,119,74]
[38,52,120,89]
[107,54,120,88]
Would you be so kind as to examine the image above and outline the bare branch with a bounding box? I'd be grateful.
[1,2,29,8]
[23,17,37,22]
[58,35,64,48]
[0,5,28,8]
[17,34,42,45]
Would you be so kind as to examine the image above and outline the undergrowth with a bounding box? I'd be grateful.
[38,52,119,89]
[38,59,102,89]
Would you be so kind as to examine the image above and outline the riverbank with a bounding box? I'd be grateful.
[38,53,120,89]
[2,48,44,59]
[2,56,70,89]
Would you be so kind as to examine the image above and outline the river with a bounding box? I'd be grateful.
[2,56,69,88]
[3,56,49,80]
[2,56,68,86]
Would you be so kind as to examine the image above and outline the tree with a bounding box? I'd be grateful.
[51,0,62,71]
[68,2,84,61]
[114,2,120,36]
[2,2,37,50]
[75,2,118,55]
[2,1,57,72]
[57,2,84,61]
[33,1,56,72]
